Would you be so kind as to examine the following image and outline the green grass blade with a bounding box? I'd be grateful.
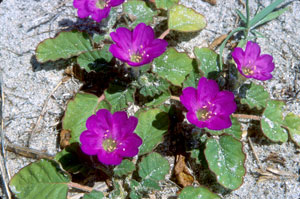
[252,7,288,28]
[236,9,247,24]
[249,0,284,27]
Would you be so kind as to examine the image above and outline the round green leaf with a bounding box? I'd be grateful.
[155,0,178,10]
[135,109,169,155]
[153,48,194,86]
[9,159,70,199]
[168,5,206,32]
[283,113,300,146]
[138,152,170,181]
[261,100,288,142]
[63,93,110,143]
[104,84,135,112]
[83,190,104,199]
[204,135,246,190]
[206,117,243,140]
[179,186,220,199]
[77,45,113,72]
[183,70,203,88]
[240,83,269,109]
[123,0,158,27]
[114,159,136,177]
[145,92,171,107]
[138,73,170,97]
[36,31,92,62]
[194,47,219,78]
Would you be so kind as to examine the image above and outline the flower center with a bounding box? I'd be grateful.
[102,138,117,152]
[242,65,256,76]
[96,0,108,9]
[196,106,212,121]
[130,53,143,63]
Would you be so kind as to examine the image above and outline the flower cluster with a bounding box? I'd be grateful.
[180,77,236,130]
[109,23,168,67]
[232,41,275,81]
[80,109,142,165]
[73,0,124,22]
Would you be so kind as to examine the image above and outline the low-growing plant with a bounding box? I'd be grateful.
[9,0,296,198]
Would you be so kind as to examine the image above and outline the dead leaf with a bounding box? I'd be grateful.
[174,154,194,187]
[60,129,71,149]
[209,34,227,50]
[202,0,216,5]
[265,152,286,165]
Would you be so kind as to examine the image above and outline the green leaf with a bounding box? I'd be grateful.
[63,93,110,144]
[155,0,178,10]
[138,73,170,97]
[135,109,169,155]
[261,100,288,142]
[153,48,194,86]
[138,152,170,181]
[54,144,90,174]
[183,70,203,88]
[9,159,70,199]
[189,149,201,164]
[77,45,113,72]
[253,7,288,28]
[141,179,160,190]
[206,117,243,139]
[109,179,127,199]
[105,84,135,112]
[83,190,104,199]
[249,0,284,27]
[36,31,92,62]
[179,186,220,199]
[194,47,219,78]
[123,0,158,27]
[145,92,171,107]
[114,159,135,177]
[204,135,246,190]
[129,180,142,199]
[92,34,105,44]
[168,4,206,32]
[283,113,300,147]
[240,83,269,109]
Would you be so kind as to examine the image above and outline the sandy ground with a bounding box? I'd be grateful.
[0,0,299,198]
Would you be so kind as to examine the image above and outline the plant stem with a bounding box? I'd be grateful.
[170,96,180,101]
[232,113,261,120]
[244,0,250,39]
[159,29,170,39]
[131,66,140,80]
[68,182,93,192]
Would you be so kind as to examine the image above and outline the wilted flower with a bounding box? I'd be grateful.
[73,0,124,22]
[80,109,142,165]
[180,77,236,130]
[232,41,275,81]
[109,23,168,67]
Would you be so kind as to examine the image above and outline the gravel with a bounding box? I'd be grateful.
[0,0,299,198]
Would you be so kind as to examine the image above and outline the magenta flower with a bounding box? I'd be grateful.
[232,41,275,81]
[80,109,142,165]
[73,0,124,22]
[180,77,236,130]
[109,23,168,67]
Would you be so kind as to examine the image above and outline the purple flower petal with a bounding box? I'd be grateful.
[132,23,155,51]
[109,23,168,67]
[231,47,244,66]
[206,115,232,130]
[91,7,111,22]
[116,134,142,157]
[80,130,103,155]
[112,111,138,139]
[245,41,261,62]
[97,150,123,165]
[212,91,236,115]
[197,77,219,103]
[109,0,125,7]
[109,44,130,62]
[180,87,198,111]
[80,109,142,165]
[180,77,236,131]
[255,54,274,72]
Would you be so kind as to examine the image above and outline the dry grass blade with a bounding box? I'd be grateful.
[209,34,227,50]
[202,0,217,5]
